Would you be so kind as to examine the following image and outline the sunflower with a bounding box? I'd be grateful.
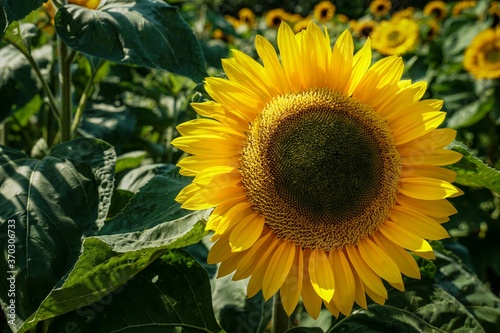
[452,1,477,16]
[265,8,288,29]
[464,26,500,79]
[314,1,336,23]
[238,8,256,28]
[369,0,392,17]
[489,1,500,26]
[371,18,420,55]
[350,19,378,38]
[423,1,448,20]
[172,22,461,319]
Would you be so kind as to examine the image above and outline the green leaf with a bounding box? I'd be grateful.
[54,0,207,82]
[435,252,500,332]
[17,171,209,331]
[446,84,495,129]
[114,150,148,174]
[79,100,137,152]
[46,250,222,333]
[0,138,115,332]
[116,163,177,193]
[447,142,500,194]
[0,0,46,38]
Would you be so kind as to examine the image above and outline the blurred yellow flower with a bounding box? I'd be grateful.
[350,19,378,38]
[238,8,256,28]
[314,1,336,23]
[464,26,500,79]
[392,7,415,21]
[371,18,419,55]
[266,8,288,29]
[452,1,477,16]
[369,0,392,17]
[293,18,312,33]
[423,1,448,20]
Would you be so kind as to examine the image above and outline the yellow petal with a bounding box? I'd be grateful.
[222,58,273,103]
[347,38,372,96]
[397,194,458,217]
[302,249,323,320]
[229,214,264,252]
[353,56,404,106]
[373,232,421,279]
[171,135,242,158]
[176,118,245,139]
[329,250,355,316]
[308,249,335,302]
[379,220,434,253]
[399,177,460,200]
[390,205,450,240]
[213,202,253,236]
[380,81,427,120]
[181,185,246,210]
[392,112,446,145]
[255,35,291,94]
[278,22,302,91]
[247,236,281,298]
[358,238,403,285]
[345,245,387,298]
[177,156,239,177]
[329,30,354,93]
[233,229,274,280]
[280,247,304,316]
[262,241,295,299]
[401,149,463,166]
[397,128,457,154]
[191,101,249,131]
[401,165,457,183]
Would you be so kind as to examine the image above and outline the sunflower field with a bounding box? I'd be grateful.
[1,0,500,332]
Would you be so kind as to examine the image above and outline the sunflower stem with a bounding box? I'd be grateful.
[272,293,290,333]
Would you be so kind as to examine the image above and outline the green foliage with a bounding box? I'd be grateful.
[54,0,207,82]
[448,142,500,194]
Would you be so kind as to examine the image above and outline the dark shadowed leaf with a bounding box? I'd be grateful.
[54,0,206,82]
[0,138,115,332]
[0,0,46,38]
[46,250,222,333]
[15,170,209,331]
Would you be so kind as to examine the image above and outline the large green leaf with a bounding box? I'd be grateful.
[0,0,46,38]
[46,250,222,333]
[54,0,207,82]
[0,138,115,332]
[17,171,210,331]
[447,142,500,194]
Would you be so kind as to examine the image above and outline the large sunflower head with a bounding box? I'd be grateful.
[314,1,336,23]
[369,0,392,17]
[172,22,462,319]
[423,1,448,20]
[371,18,420,55]
[464,26,500,79]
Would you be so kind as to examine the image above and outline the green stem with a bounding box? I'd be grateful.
[58,36,72,142]
[70,60,104,138]
[272,293,290,333]
[4,37,60,121]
